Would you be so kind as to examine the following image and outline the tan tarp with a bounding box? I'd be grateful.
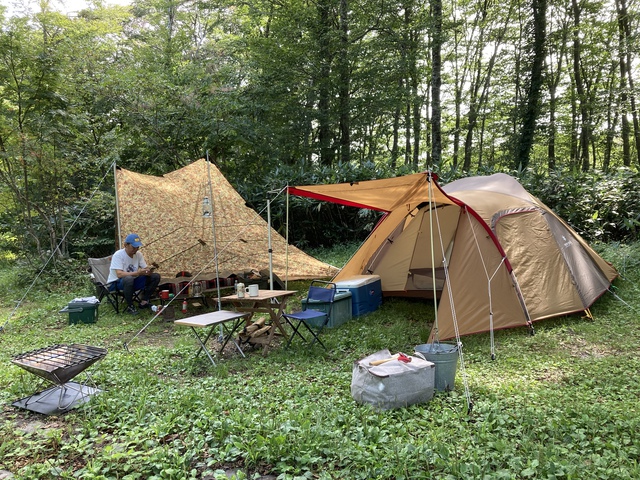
[290,173,618,341]
[116,159,338,281]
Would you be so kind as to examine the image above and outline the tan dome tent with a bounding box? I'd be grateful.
[289,173,618,342]
[116,158,337,281]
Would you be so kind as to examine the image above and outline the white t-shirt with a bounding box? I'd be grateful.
[107,248,148,284]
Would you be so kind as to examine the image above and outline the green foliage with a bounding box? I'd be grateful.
[521,168,640,242]
[2,0,640,263]
[230,159,400,249]
[1,243,640,478]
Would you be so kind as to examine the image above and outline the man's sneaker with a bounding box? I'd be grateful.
[125,305,139,315]
[138,301,151,309]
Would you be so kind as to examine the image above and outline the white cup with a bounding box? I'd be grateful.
[246,284,259,297]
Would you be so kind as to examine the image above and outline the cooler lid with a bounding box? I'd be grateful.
[67,302,99,309]
[334,275,381,288]
[304,291,351,303]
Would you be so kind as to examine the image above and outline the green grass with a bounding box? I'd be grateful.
[1,243,640,479]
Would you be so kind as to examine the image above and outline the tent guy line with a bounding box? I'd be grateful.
[428,174,472,413]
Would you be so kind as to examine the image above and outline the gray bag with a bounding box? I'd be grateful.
[351,349,435,410]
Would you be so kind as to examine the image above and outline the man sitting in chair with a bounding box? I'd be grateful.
[107,233,161,315]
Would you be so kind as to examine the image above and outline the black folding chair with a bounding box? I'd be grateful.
[283,281,337,350]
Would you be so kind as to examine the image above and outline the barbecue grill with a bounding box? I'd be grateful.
[11,344,108,415]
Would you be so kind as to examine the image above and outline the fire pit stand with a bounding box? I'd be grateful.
[11,344,108,415]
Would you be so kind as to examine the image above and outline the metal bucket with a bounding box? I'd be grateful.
[414,343,459,392]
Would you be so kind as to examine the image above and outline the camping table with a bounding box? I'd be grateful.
[218,290,297,355]
[174,310,249,366]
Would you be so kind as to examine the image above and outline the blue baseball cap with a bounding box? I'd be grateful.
[125,233,143,247]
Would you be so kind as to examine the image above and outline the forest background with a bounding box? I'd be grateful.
[1,0,640,274]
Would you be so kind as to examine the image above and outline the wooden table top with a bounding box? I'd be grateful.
[218,290,297,302]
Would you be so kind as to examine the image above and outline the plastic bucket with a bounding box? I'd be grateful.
[414,343,459,392]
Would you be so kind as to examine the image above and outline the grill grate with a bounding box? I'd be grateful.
[12,344,107,385]
[11,344,108,416]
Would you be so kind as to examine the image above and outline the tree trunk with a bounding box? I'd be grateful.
[514,0,547,171]
[462,3,511,172]
[571,0,590,172]
[430,0,443,167]
[615,0,631,166]
[392,94,401,169]
[317,0,333,165]
[338,0,350,164]
[615,0,640,167]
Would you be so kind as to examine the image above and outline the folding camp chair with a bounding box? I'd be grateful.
[87,256,141,313]
[88,256,120,313]
[282,281,337,350]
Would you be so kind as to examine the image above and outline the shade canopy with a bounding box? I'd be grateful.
[117,159,338,280]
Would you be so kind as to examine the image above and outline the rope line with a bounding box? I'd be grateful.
[1,160,117,333]
[464,208,506,359]
[432,199,472,413]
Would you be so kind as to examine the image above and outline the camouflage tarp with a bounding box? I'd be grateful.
[116,159,338,281]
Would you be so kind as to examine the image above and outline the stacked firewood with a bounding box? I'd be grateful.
[238,317,271,346]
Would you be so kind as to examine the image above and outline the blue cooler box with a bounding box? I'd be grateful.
[302,291,352,328]
[335,275,382,316]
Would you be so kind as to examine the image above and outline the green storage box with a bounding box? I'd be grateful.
[60,300,100,325]
[301,291,352,328]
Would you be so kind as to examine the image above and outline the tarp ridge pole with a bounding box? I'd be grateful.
[267,198,274,291]
[427,173,439,341]
[114,160,122,249]
[267,186,290,290]
[205,153,225,342]
[205,152,222,312]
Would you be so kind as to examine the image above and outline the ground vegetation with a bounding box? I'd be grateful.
[0,242,639,479]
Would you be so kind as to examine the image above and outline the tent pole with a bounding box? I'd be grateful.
[206,152,222,312]
[428,173,438,341]
[114,161,122,248]
[285,185,289,290]
[267,198,274,290]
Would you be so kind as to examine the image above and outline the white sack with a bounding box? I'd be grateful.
[351,349,435,410]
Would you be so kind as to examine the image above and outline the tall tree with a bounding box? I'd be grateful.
[429,0,443,167]
[462,0,512,172]
[571,0,591,172]
[615,0,640,167]
[513,0,547,170]
[544,1,570,171]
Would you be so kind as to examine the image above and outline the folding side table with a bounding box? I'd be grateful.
[174,310,249,366]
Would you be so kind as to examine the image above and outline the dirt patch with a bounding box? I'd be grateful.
[559,331,615,359]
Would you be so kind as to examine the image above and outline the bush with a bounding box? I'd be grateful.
[522,168,640,242]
